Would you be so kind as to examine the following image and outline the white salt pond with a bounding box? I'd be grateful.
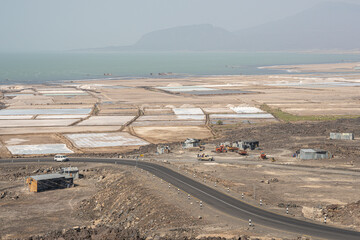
[156,86,216,92]
[65,132,149,148]
[203,108,235,114]
[0,115,33,120]
[137,115,205,121]
[77,116,134,126]
[211,114,274,119]
[176,115,205,120]
[4,94,34,97]
[38,90,88,96]
[36,114,88,119]
[230,106,264,114]
[173,108,204,115]
[0,119,79,127]
[0,108,92,115]
[131,120,204,127]
[7,144,73,155]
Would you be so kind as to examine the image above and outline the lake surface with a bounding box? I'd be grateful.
[1,51,360,84]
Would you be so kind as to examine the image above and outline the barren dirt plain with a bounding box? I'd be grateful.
[1,62,360,239]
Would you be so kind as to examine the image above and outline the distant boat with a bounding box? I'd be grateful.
[104,73,112,76]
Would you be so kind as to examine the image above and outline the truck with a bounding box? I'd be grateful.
[197,154,214,161]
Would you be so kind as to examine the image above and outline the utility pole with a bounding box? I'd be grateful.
[253,184,256,200]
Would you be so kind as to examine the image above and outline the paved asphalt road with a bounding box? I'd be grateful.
[2,157,360,240]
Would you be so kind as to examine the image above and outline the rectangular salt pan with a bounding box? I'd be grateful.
[137,115,205,121]
[211,114,274,119]
[36,114,88,119]
[156,86,216,92]
[0,119,79,127]
[65,132,149,148]
[0,115,33,120]
[173,108,204,115]
[230,107,264,114]
[0,108,92,115]
[78,116,135,126]
[7,144,73,155]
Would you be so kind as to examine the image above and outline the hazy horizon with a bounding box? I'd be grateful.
[1,0,360,52]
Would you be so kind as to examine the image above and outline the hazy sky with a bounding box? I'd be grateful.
[0,0,358,52]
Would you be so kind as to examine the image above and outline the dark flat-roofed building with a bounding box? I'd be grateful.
[26,173,73,192]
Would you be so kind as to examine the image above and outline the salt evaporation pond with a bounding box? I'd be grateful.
[230,107,264,114]
[0,115,33,120]
[0,108,92,115]
[172,108,204,115]
[156,86,215,92]
[78,116,134,126]
[65,132,149,148]
[211,114,274,119]
[7,144,73,155]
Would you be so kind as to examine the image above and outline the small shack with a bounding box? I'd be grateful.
[330,133,354,140]
[157,145,171,154]
[232,140,259,150]
[26,173,73,192]
[60,167,79,179]
[297,149,331,160]
[182,138,201,149]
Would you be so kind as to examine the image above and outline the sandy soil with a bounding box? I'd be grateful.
[261,62,360,73]
[132,126,213,144]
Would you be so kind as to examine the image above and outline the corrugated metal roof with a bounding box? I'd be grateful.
[30,173,65,181]
[301,149,327,153]
[301,149,317,153]
[62,167,78,171]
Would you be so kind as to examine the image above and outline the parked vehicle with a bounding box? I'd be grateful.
[197,154,214,161]
[238,150,248,156]
[215,145,227,153]
[54,154,69,162]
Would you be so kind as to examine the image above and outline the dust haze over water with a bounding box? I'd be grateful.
[1,0,360,52]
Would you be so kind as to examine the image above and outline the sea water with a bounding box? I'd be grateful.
[1,51,360,85]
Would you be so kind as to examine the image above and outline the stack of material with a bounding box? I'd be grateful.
[330,133,354,140]
[60,167,79,179]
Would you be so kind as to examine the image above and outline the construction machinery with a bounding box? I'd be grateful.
[197,154,214,161]
[238,150,248,156]
[260,152,267,159]
[227,146,239,152]
[215,145,227,153]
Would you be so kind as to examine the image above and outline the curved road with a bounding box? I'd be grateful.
[1,157,360,240]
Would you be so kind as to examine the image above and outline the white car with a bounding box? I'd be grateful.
[54,154,69,162]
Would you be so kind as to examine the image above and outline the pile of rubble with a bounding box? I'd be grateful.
[323,200,360,229]
[0,190,19,200]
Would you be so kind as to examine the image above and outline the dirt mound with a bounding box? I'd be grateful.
[74,170,200,238]
[323,200,360,229]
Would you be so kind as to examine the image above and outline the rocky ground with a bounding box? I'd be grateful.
[212,117,360,165]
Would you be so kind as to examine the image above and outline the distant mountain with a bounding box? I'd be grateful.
[99,24,239,51]
[94,2,360,52]
[234,1,360,50]
[132,24,239,51]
